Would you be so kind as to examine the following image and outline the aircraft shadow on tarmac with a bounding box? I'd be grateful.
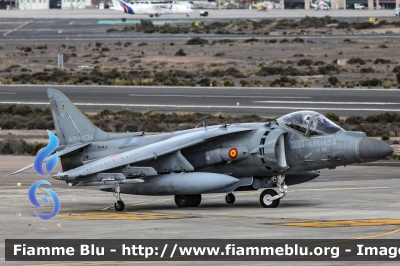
[60,200,319,215]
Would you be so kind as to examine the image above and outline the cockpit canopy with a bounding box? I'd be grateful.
[277,111,343,136]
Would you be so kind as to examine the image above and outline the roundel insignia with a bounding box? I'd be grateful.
[228,148,238,159]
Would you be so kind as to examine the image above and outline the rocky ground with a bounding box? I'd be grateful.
[0,18,400,88]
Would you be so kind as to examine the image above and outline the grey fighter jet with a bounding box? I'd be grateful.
[13,89,393,211]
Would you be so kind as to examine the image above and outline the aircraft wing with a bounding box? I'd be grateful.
[55,126,253,179]
[10,142,91,175]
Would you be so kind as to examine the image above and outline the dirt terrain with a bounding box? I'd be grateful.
[1,19,400,87]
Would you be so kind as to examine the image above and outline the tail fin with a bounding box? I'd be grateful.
[111,0,118,7]
[47,88,111,146]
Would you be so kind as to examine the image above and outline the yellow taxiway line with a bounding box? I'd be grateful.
[281,219,400,228]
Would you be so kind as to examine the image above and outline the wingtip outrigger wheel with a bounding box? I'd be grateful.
[225,193,235,204]
[260,175,287,208]
[114,183,125,211]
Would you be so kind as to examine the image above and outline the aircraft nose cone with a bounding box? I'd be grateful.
[358,138,393,162]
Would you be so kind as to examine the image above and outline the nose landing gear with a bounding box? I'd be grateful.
[260,175,287,208]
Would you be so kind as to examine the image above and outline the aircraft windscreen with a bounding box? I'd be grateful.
[278,111,342,136]
[309,114,342,134]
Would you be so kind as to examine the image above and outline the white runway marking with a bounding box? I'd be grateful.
[3,20,32,37]
[128,94,311,99]
[253,101,398,105]
[1,101,399,112]
[0,92,16,95]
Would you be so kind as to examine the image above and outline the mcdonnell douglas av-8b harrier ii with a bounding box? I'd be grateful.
[13,89,393,211]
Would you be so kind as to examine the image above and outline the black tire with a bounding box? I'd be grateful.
[174,194,201,207]
[190,194,201,207]
[121,18,126,22]
[175,195,188,207]
[204,12,208,17]
[225,193,235,204]
[259,189,280,208]
[114,200,125,211]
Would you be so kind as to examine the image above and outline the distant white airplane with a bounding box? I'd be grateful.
[110,0,193,17]
[310,0,330,10]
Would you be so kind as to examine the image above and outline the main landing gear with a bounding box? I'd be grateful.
[114,184,125,211]
[260,175,287,208]
[174,194,201,207]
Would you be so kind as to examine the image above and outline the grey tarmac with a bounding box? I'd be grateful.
[1,155,400,265]
[0,85,399,116]
[0,8,397,19]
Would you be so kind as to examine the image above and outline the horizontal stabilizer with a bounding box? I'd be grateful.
[10,142,91,175]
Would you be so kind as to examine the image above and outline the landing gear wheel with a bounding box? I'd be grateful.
[121,18,126,22]
[150,15,154,17]
[190,194,201,207]
[113,183,125,211]
[115,200,125,211]
[225,193,235,204]
[175,195,187,207]
[260,189,280,208]
[174,194,201,207]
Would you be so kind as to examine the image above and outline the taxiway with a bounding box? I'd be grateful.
[1,156,400,265]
